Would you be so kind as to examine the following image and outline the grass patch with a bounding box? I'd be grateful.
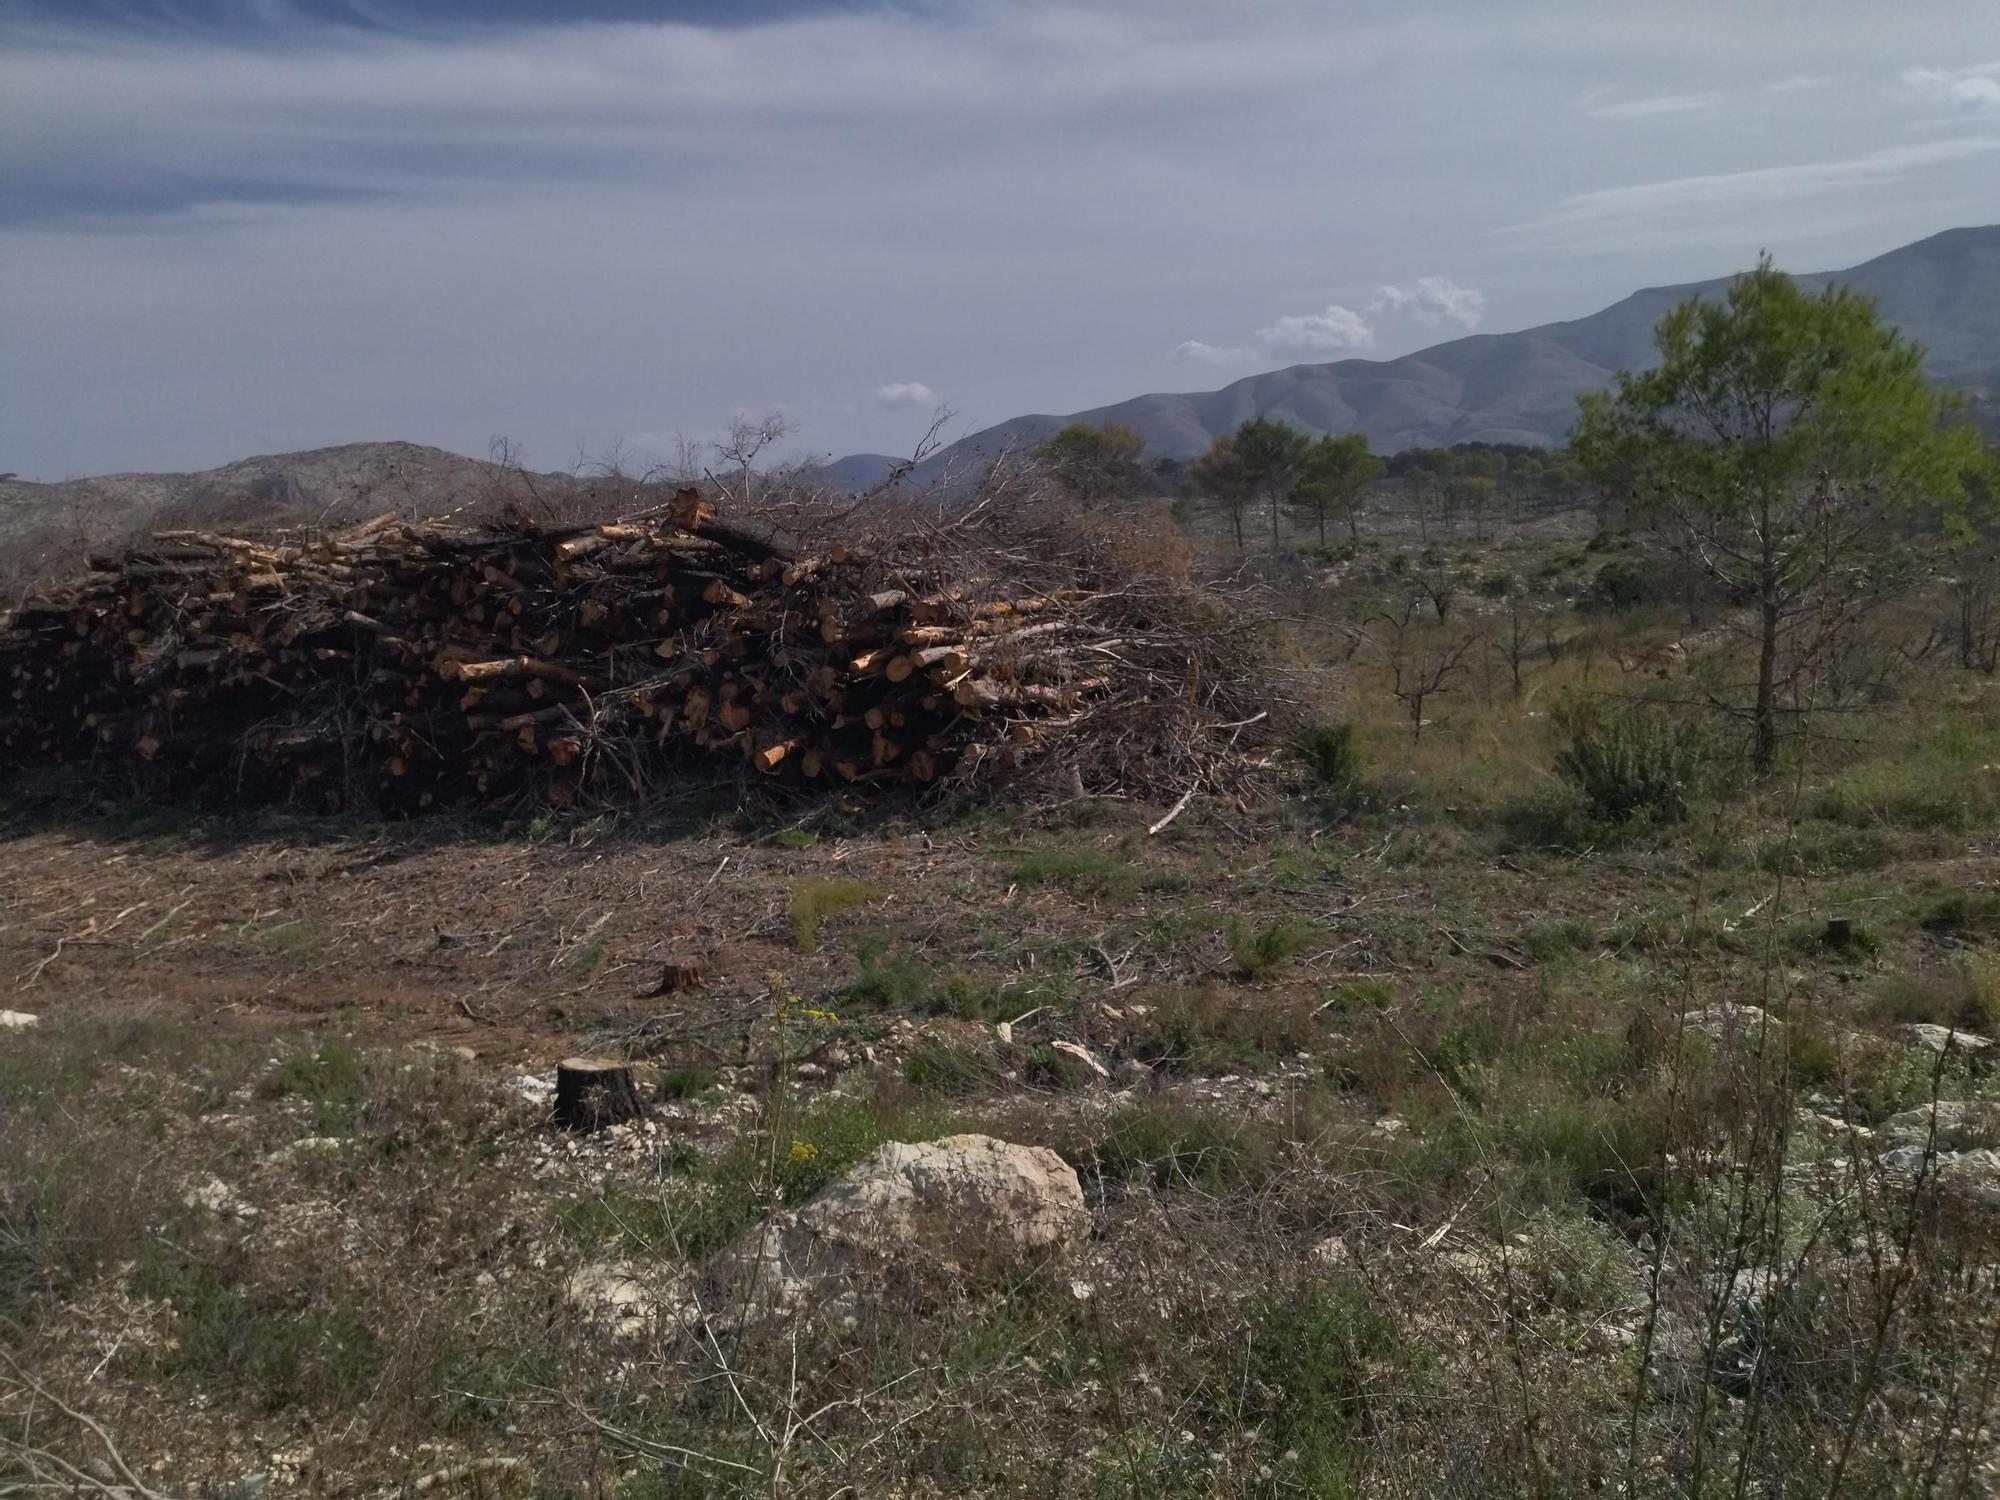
[1866,961,2000,1035]
[264,1033,368,1136]
[1005,847,1184,901]
[1242,1281,1394,1494]
[1521,917,1596,963]
[131,1237,382,1414]
[903,1038,997,1097]
[791,877,887,950]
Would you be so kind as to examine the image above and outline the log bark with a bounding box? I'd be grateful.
[553,1058,648,1131]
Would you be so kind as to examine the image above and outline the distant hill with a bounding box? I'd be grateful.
[879,225,2000,484]
[0,441,532,548]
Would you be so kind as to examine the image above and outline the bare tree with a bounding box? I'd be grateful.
[1372,594,1481,740]
[1490,588,1547,697]
[714,410,795,503]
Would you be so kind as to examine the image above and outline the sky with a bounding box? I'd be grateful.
[3,0,1997,480]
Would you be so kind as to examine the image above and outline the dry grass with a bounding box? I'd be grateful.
[5,504,2000,1496]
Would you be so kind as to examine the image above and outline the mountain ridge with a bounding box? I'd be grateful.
[879,224,2000,486]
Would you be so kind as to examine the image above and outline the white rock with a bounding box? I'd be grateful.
[1906,1024,1995,1056]
[182,1177,258,1219]
[712,1134,1089,1315]
[1880,1100,2000,1153]
[1685,1003,1780,1043]
[564,1262,688,1338]
[0,1010,39,1031]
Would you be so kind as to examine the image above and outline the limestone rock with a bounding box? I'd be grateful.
[565,1261,689,1338]
[0,1010,39,1031]
[710,1134,1088,1315]
[1905,1023,1995,1057]
[1880,1099,2000,1153]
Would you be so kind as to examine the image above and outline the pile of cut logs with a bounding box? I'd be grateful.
[0,490,1128,811]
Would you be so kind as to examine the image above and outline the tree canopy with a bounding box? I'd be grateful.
[1034,421,1148,509]
[1575,256,1991,770]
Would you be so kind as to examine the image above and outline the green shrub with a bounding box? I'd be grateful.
[1064,1101,1280,1193]
[1244,1281,1394,1492]
[1495,781,1605,852]
[1227,917,1319,978]
[1553,698,1709,825]
[1294,721,1365,807]
[656,1066,718,1101]
[1917,887,2000,935]
[844,938,931,1009]
[1580,556,1669,613]
[790,878,886,950]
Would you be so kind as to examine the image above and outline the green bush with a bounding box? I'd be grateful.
[1580,556,1669,613]
[1244,1281,1394,1492]
[1294,721,1365,807]
[1227,917,1319,978]
[844,938,931,1009]
[1553,698,1709,825]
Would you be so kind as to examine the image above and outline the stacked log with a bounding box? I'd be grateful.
[0,491,1117,811]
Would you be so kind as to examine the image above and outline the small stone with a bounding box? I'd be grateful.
[795,1062,827,1082]
[0,1010,39,1031]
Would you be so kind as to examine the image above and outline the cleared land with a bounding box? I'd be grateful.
[4,500,2000,1498]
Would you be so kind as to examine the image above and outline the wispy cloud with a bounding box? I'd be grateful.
[1496,137,2000,254]
[1170,339,1257,368]
[874,381,938,410]
[1369,276,1484,330]
[1254,304,1373,355]
[1769,74,1838,94]
[1902,62,2000,112]
[1586,91,1722,118]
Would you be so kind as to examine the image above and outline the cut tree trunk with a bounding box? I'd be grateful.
[553,1057,648,1132]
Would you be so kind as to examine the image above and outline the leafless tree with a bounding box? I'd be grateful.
[714,410,795,503]
[1490,589,1547,697]
[1372,594,1481,740]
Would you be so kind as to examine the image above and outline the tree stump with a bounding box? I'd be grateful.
[553,1058,647,1132]
[647,958,706,997]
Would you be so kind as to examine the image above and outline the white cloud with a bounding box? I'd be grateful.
[1368,276,1485,330]
[1254,304,1374,355]
[1170,339,1257,367]
[1769,74,1838,93]
[1902,63,2000,112]
[874,381,939,409]
[1495,137,2000,254]
[1587,92,1722,118]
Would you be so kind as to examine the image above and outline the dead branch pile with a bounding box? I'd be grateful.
[0,489,1286,813]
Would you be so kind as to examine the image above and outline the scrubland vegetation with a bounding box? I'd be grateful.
[4,265,2000,1496]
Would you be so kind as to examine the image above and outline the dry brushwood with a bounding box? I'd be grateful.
[0,488,1288,812]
